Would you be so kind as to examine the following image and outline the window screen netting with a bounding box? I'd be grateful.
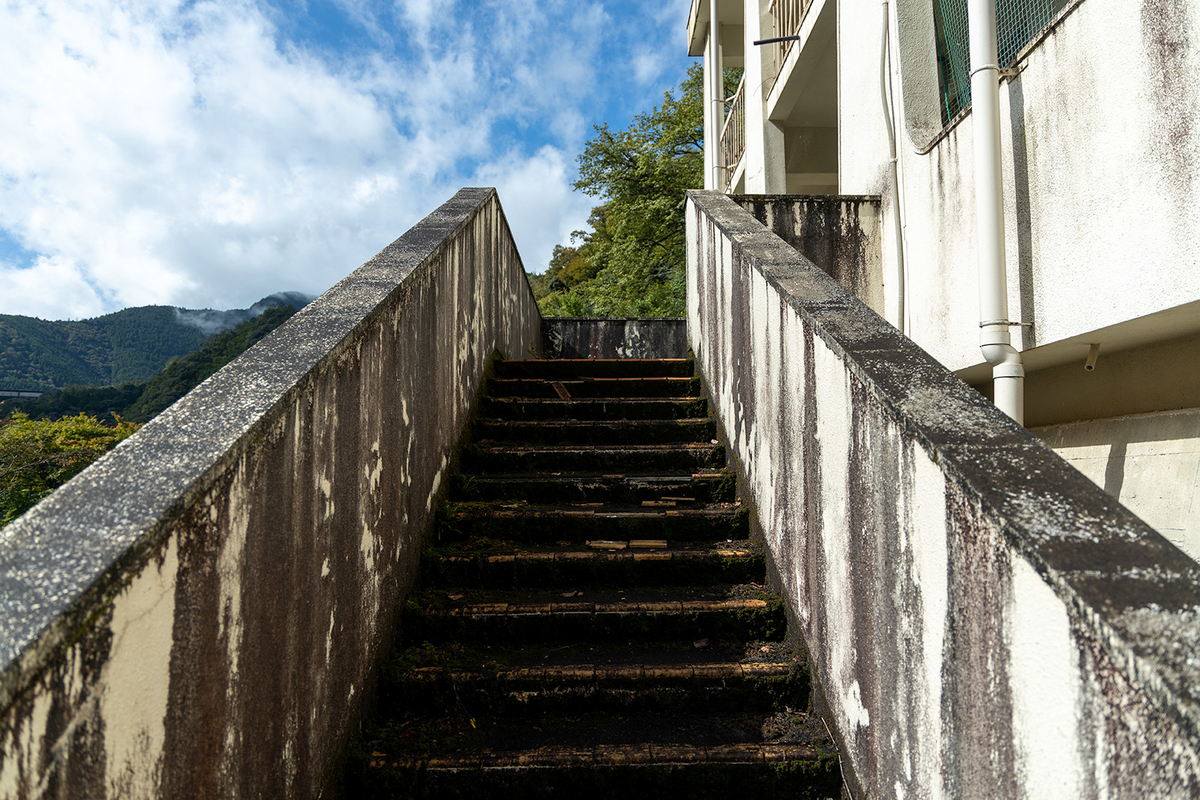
[933,0,1069,122]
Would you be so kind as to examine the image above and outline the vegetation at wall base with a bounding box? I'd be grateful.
[530,65,742,318]
[0,413,138,527]
[0,304,300,528]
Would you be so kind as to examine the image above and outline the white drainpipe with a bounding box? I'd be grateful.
[968,0,1024,424]
[708,0,725,190]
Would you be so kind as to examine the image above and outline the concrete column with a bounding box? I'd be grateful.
[743,0,787,193]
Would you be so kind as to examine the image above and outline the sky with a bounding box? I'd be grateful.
[0,0,695,320]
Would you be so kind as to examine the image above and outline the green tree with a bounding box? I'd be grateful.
[0,413,138,527]
[534,64,740,317]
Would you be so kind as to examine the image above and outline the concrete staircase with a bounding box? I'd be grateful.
[345,357,842,798]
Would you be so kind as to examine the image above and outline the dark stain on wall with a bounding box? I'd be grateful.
[734,195,883,315]
[542,318,687,359]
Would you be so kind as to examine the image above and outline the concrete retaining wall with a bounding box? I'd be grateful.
[0,188,541,799]
[732,195,884,317]
[542,318,688,359]
[686,189,1200,798]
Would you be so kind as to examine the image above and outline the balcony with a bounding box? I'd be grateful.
[768,0,813,83]
[719,72,746,191]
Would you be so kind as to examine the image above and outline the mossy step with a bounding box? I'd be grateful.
[480,397,708,421]
[494,358,695,380]
[355,751,841,800]
[422,542,762,588]
[404,587,785,645]
[473,418,717,446]
[451,470,737,504]
[486,376,702,399]
[381,660,804,718]
[349,710,841,800]
[437,502,748,542]
[461,443,725,473]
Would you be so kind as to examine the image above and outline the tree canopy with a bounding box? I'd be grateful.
[531,63,707,317]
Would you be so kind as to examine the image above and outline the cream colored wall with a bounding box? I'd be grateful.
[1034,409,1200,561]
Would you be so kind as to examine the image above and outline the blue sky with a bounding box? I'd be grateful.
[0,0,694,319]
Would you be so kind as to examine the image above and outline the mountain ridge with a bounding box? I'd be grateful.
[0,292,313,392]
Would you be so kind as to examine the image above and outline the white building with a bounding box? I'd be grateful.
[688,0,1200,559]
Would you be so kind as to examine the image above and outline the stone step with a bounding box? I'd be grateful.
[438,503,749,543]
[422,542,762,589]
[473,417,717,446]
[461,443,725,473]
[404,586,784,645]
[480,396,709,421]
[487,376,702,399]
[494,358,695,380]
[380,641,807,718]
[451,471,737,505]
[353,714,840,799]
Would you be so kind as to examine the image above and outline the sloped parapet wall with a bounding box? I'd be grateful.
[542,317,688,359]
[0,188,541,799]
[686,189,1200,798]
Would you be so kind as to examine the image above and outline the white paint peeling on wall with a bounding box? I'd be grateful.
[1008,557,1085,799]
[812,334,862,738]
[908,445,950,799]
[99,537,179,798]
[219,472,251,683]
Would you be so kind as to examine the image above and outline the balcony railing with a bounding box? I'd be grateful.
[768,0,813,81]
[719,73,746,191]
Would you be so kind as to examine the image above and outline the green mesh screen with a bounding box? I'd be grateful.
[933,0,1069,122]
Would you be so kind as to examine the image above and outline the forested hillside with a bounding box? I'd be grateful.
[0,292,311,391]
[0,304,299,424]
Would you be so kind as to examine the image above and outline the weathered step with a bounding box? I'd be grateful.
[494,358,694,380]
[380,640,807,717]
[473,418,716,446]
[487,376,702,399]
[461,443,725,473]
[422,542,762,588]
[405,586,784,645]
[451,470,736,504]
[438,503,748,542]
[360,742,839,800]
[351,708,841,800]
[480,396,708,421]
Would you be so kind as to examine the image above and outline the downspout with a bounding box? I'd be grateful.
[708,0,725,190]
[967,0,1024,424]
[880,0,906,335]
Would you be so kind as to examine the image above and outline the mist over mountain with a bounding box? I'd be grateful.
[0,293,314,392]
[173,291,314,336]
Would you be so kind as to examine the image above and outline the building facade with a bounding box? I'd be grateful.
[688,0,1200,559]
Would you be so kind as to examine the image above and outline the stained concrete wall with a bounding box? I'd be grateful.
[0,188,541,799]
[542,318,688,359]
[841,0,1200,371]
[1034,409,1200,563]
[687,189,1200,798]
[732,195,884,316]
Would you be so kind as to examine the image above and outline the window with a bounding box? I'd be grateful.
[933,0,1070,122]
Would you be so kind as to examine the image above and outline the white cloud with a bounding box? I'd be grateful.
[0,0,693,319]
[472,146,593,274]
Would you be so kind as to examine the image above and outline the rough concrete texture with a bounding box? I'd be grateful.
[542,318,688,359]
[1034,408,1200,562]
[686,189,1200,798]
[0,188,541,799]
[732,195,884,316]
